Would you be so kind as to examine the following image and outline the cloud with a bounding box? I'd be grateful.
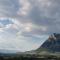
[0,30,48,52]
[0,0,19,17]
[17,0,32,16]
[0,18,15,32]
[27,0,60,34]
[0,0,60,52]
[0,17,48,52]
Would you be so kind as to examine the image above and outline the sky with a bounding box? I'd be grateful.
[0,0,60,52]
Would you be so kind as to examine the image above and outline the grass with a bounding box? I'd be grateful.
[0,54,59,60]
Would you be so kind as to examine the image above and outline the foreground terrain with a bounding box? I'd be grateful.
[0,53,60,60]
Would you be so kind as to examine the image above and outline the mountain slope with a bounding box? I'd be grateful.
[37,33,60,52]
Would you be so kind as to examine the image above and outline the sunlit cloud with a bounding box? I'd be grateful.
[17,0,32,16]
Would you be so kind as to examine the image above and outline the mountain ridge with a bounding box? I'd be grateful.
[37,33,60,52]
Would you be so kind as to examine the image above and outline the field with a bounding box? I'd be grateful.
[0,54,60,60]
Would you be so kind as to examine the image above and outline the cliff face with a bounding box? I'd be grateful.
[37,33,60,52]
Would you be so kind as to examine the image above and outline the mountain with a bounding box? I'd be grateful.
[37,33,60,53]
[0,49,17,53]
[0,49,17,56]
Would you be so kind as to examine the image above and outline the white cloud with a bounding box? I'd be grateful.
[39,26,47,31]
[0,18,19,32]
[38,0,52,7]
[0,31,47,52]
[0,17,42,52]
[17,0,32,16]
[5,24,12,29]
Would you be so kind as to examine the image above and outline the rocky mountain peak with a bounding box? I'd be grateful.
[37,33,60,52]
[49,33,60,41]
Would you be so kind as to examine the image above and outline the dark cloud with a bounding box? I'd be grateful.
[0,0,19,17]
[27,0,60,35]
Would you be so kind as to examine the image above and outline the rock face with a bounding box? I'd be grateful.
[38,33,60,52]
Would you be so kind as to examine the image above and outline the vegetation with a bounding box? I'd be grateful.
[0,53,59,60]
